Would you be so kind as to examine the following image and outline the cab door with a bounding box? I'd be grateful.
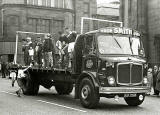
[82,34,97,72]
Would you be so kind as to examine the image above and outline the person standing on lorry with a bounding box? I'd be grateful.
[22,37,33,66]
[67,31,77,68]
[58,32,69,69]
[56,31,64,63]
[34,37,43,68]
[43,34,54,68]
[153,65,159,95]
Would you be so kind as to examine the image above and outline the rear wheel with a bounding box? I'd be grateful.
[55,83,73,95]
[124,93,145,106]
[79,78,99,109]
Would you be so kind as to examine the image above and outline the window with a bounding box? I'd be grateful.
[51,0,55,7]
[8,54,14,62]
[84,35,95,55]
[27,18,50,33]
[47,0,51,7]
[26,0,73,9]
[34,0,38,5]
[27,0,33,4]
[5,16,19,39]
[42,0,46,6]
[84,2,90,14]
[38,0,42,6]
[58,0,63,8]
[64,0,73,9]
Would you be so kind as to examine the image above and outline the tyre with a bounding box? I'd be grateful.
[79,77,99,109]
[55,83,73,95]
[124,93,145,106]
[17,74,39,95]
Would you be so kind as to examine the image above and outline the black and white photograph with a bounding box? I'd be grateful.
[0,0,159,115]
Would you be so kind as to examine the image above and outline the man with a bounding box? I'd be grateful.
[1,62,7,78]
[153,65,159,95]
[43,34,54,68]
[58,32,69,69]
[35,37,43,67]
[22,37,33,66]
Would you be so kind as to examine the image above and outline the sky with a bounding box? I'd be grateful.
[97,0,119,4]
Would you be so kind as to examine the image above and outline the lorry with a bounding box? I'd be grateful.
[10,25,149,109]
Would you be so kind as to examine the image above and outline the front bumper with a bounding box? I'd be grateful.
[99,86,150,94]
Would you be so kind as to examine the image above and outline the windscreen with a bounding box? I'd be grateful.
[97,35,144,56]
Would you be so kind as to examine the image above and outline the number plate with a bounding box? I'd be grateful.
[124,94,137,97]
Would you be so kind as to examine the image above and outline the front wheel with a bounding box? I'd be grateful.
[124,93,145,106]
[79,78,99,109]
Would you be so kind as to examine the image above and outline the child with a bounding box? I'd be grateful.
[56,40,63,63]
[28,47,34,66]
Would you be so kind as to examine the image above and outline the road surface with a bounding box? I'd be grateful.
[0,77,160,115]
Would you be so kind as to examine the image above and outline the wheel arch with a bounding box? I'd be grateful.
[75,71,100,99]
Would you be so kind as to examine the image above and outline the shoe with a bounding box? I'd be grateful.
[16,91,21,97]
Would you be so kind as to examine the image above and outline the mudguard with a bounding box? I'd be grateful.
[75,71,100,99]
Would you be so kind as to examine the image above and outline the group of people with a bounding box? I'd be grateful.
[22,27,77,69]
[148,65,160,96]
[22,34,54,68]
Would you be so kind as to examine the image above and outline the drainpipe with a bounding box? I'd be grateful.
[1,9,4,38]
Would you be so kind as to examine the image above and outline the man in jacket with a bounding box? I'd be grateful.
[43,34,54,68]
[153,65,159,95]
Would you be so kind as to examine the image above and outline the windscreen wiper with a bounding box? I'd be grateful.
[129,37,133,54]
[114,37,122,49]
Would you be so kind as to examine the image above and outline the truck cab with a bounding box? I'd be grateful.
[73,27,149,108]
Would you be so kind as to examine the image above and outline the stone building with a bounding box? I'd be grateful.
[120,0,160,66]
[148,0,160,66]
[120,0,149,64]
[96,0,120,21]
[0,0,97,62]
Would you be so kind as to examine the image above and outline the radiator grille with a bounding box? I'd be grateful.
[117,63,143,85]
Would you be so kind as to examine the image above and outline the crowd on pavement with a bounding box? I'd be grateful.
[147,65,160,96]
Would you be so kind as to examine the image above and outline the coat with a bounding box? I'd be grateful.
[155,72,160,91]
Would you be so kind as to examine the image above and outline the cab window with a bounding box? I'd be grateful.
[84,35,96,55]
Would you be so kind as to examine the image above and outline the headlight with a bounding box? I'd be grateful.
[107,76,115,86]
[106,61,114,68]
[143,77,148,84]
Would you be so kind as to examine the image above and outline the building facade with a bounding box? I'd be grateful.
[96,0,120,21]
[0,0,97,62]
[148,0,160,66]
[120,0,149,64]
[120,0,160,66]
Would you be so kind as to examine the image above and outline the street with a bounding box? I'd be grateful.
[0,77,160,115]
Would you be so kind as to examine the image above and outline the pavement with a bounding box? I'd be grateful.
[0,77,160,115]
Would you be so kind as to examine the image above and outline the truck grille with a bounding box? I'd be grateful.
[117,63,143,85]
